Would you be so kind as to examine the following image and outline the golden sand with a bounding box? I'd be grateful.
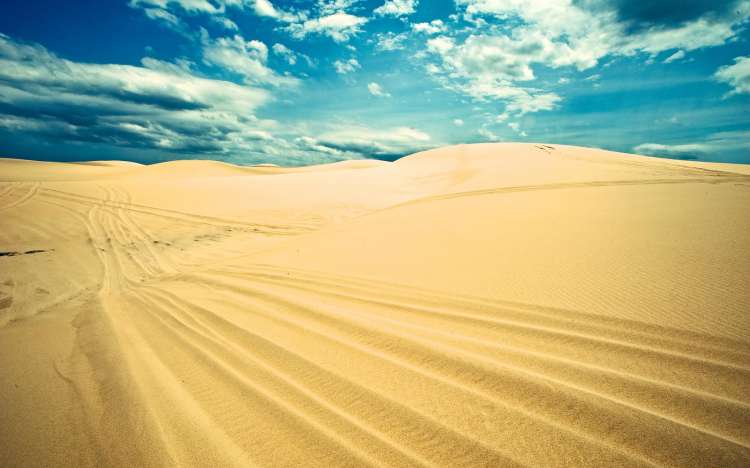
[1,143,749,466]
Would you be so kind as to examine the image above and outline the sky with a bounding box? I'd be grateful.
[0,0,748,165]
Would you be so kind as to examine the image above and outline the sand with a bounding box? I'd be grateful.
[1,143,749,467]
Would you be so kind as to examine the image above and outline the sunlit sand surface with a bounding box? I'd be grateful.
[1,143,749,467]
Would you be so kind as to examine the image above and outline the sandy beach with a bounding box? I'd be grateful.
[1,142,749,467]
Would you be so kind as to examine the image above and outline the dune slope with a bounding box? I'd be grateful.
[1,143,749,467]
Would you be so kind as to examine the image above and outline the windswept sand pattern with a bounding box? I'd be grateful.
[1,144,749,467]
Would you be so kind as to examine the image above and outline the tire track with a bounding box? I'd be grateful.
[38,187,319,235]
[388,175,750,210]
[0,182,40,212]
[115,264,750,466]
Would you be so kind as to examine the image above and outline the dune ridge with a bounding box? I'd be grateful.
[1,143,749,467]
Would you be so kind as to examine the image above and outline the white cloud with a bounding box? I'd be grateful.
[334,58,360,74]
[249,0,299,22]
[424,63,441,74]
[0,33,276,156]
[129,0,220,14]
[508,122,527,137]
[374,0,418,17]
[424,0,749,122]
[141,56,196,74]
[287,12,367,42]
[252,0,278,17]
[507,122,520,132]
[129,0,248,35]
[663,50,686,63]
[271,43,311,66]
[453,119,464,126]
[621,18,742,55]
[715,56,750,96]
[201,33,299,87]
[634,143,711,157]
[134,6,194,37]
[478,127,500,141]
[246,2,366,42]
[425,33,564,120]
[211,16,238,30]
[0,33,440,165]
[272,43,296,64]
[493,88,561,121]
[412,20,445,35]
[367,82,391,97]
[142,7,182,26]
[428,30,601,84]
[307,124,432,159]
[426,36,454,55]
[373,32,408,51]
[317,0,358,16]
[633,132,750,161]
[455,0,750,61]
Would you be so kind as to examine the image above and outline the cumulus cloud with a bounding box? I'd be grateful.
[212,16,238,30]
[634,131,750,160]
[271,43,312,66]
[129,0,221,14]
[286,12,367,42]
[129,0,246,35]
[715,56,750,96]
[374,0,418,17]
[478,127,500,141]
[507,121,528,137]
[201,33,299,87]
[134,6,194,37]
[141,7,182,26]
[334,58,360,74]
[271,43,296,64]
[412,20,446,35]
[317,0,359,15]
[251,0,278,17]
[0,33,430,165]
[0,33,278,156]
[373,32,408,51]
[456,0,750,59]
[453,119,464,126]
[663,50,685,63]
[633,143,710,159]
[367,82,391,97]
[304,125,432,160]
[428,32,585,82]
[425,33,564,119]
[580,0,746,31]
[495,89,561,121]
[250,0,299,22]
[422,0,749,122]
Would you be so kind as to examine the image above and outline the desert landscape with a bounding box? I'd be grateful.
[1,143,749,467]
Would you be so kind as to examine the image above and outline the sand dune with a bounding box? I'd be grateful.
[1,143,749,467]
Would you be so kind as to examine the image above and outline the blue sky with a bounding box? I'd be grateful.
[0,0,748,165]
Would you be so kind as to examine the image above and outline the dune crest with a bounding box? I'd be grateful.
[1,143,749,467]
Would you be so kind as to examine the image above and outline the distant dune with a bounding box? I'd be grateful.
[1,143,749,467]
